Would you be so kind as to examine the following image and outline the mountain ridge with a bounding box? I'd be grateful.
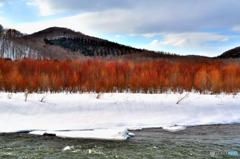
[1,25,238,60]
[32,26,145,57]
[1,26,164,59]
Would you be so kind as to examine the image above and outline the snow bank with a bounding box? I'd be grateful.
[162,125,186,132]
[30,128,132,140]
[0,92,240,139]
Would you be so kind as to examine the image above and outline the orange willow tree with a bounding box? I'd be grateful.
[0,57,240,93]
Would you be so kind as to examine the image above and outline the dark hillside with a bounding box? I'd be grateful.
[217,46,240,58]
[45,37,142,57]
[32,27,144,57]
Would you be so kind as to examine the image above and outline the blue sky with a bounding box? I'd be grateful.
[1,0,240,57]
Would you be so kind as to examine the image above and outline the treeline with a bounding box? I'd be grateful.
[0,57,240,93]
[45,37,143,57]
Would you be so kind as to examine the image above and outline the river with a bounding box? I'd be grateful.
[1,124,240,158]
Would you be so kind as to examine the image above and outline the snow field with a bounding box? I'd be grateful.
[1,92,240,140]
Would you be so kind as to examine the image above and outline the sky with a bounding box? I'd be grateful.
[1,0,240,57]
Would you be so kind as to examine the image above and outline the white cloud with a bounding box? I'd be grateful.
[26,0,132,16]
[220,38,229,42]
[11,14,99,35]
[24,0,240,34]
[150,32,230,47]
[27,0,60,16]
[142,33,158,38]
[10,8,143,37]
[232,25,240,32]
[15,4,142,33]
[0,0,7,6]
[115,35,125,38]
[40,0,131,11]
[0,16,10,27]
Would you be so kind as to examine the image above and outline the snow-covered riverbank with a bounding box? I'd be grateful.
[1,92,240,140]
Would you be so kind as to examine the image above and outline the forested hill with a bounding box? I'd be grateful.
[0,25,173,60]
[217,46,240,58]
[38,27,143,57]
[2,24,240,60]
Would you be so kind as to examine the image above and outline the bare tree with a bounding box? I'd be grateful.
[0,24,3,37]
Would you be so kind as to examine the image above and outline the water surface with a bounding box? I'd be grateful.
[1,124,240,158]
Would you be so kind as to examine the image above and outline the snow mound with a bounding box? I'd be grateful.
[62,146,74,151]
[29,128,134,141]
[162,125,186,132]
